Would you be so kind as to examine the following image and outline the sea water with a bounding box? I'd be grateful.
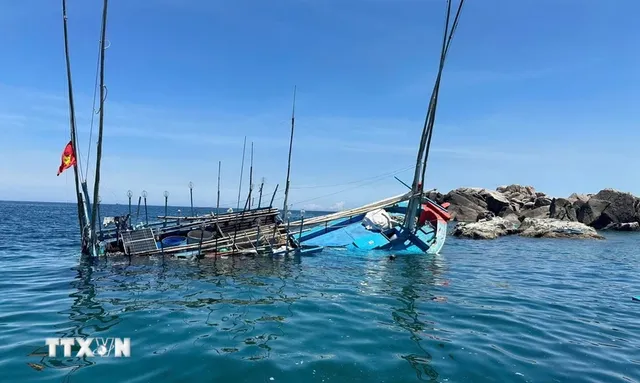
[0,201,638,382]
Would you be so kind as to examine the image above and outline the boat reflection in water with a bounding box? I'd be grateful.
[27,258,116,377]
[23,247,453,382]
[354,252,450,381]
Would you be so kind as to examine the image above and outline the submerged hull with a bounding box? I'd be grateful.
[297,220,447,254]
[350,220,448,254]
[293,198,451,255]
[97,207,323,258]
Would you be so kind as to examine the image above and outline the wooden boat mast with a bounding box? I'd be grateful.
[61,0,92,252]
[236,136,247,210]
[248,142,254,209]
[282,85,297,221]
[419,0,465,188]
[216,161,221,213]
[403,0,465,232]
[89,0,110,254]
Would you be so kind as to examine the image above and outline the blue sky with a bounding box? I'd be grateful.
[0,0,638,210]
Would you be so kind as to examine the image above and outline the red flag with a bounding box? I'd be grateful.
[57,141,76,176]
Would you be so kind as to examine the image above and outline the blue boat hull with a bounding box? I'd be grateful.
[297,212,448,255]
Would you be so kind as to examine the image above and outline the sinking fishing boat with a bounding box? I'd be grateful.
[57,0,320,259]
[288,0,465,254]
[288,193,452,254]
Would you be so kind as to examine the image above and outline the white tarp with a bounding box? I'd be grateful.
[362,209,393,232]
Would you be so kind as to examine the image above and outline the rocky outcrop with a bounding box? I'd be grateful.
[589,189,639,228]
[438,184,640,234]
[451,217,520,239]
[452,216,604,240]
[445,185,545,222]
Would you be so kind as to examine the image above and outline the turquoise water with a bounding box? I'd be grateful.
[1,201,639,383]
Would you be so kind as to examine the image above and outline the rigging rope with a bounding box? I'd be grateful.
[290,164,414,189]
[242,164,416,209]
[122,163,416,213]
[285,164,416,207]
[89,0,109,251]
[289,192,412,227]
[85,31,110,180]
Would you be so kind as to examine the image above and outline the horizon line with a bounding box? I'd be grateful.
[0,199,339,212]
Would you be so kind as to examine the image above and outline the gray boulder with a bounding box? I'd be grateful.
[448,205,485,222]
[425,190,445,205]
[577,198,611,228]
[534,197,553,207]
[549,198,578,221]
[591,189,639,226]
[444,188,489,222]
[452,216,604,240]
[481,189,511,215]
[574,189,639,229]
[518,218,604,239]
[476,211,495,221]
[502,213,521,223]
[452,216,520,239]
[496,184,537,202]
[519,205,550,219]
[568,193,590,203]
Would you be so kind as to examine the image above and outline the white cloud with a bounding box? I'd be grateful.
[329,201,345,211]
[302,203,323,211]
[0,100,537,206]
[6,82,639,205]
[0,83,541,163]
